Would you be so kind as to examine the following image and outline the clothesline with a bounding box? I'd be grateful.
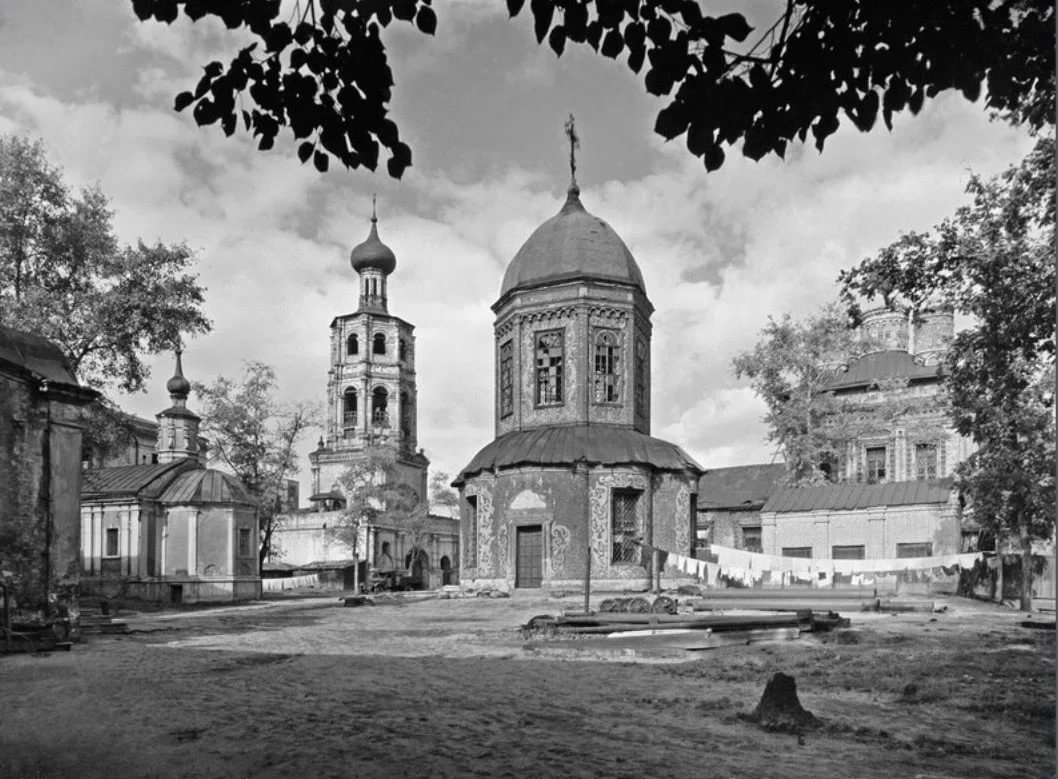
[652,543,985,587]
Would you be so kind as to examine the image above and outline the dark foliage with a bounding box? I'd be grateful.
[132,0,1054,176]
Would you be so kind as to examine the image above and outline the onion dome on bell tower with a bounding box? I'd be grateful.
[351,195,396,313]
[156,349,201,464]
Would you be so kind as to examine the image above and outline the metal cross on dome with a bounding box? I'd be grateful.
[371,192,378,222]
[564,113,580,189]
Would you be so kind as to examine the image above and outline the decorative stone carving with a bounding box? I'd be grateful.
[550,523,571,578]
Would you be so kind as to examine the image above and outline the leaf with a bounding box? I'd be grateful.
[174,91,195,112]
[298,141,315,163]
[601,28,624,58]
[530,0,555,44]
[654,102,689,140]
[548,26,566,56]
[131,0,154,21]
[715,12,751,43]
[506,0,526,17]
[313,150,329,172]
[393,0,416,22]
[703,142,725,172]
[416,6,437,34]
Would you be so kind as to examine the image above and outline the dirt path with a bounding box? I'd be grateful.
[1,596,1052,779]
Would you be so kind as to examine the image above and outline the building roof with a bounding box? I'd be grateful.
[497,186,646,302]
[158,469,254,505]
[455,424,703,485]
[826,350,941,392]
[0,326,82,387]
[697,463,786,511]
[82,461,190,499]
[762,478,955,514]
[349,216,396,275]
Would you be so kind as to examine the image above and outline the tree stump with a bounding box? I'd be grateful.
[746,673,818,731]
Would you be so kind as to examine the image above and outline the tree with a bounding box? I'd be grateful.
[0,135,213,460]
[428,470,458,510]
[131,0,1053,177]
[733,302,892,485]
[330,444,431,589]
[841,135,1056,610]
[193,362,317,567]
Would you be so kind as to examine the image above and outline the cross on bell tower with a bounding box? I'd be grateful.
[564,113,580,193]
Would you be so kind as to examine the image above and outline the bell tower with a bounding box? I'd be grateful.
[156,350,201,464]
[309,203,429,505]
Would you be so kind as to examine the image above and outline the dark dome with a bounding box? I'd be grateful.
[166,351,191,397]
[499,186,646,299]
[350,218,396,275]
[454,424,702,486]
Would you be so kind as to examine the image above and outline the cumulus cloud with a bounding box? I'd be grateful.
[0,4,1038,496]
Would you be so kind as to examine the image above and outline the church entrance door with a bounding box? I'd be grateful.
[515,525,543,588]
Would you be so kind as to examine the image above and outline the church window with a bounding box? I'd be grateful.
[373,333,386,355]
[593,331,620,403]
[105,527,119,557]
[399,338,407,361]
[372,387,389,426]
[347,334,358,356]
[611,490,640,564]
[741,526,763,554]
[400,390,412,439]
[343,388,358,427]
[897,542,933,558]
[832,545,865,560]
[865,446,887,484]
[238,528,252,557]
[535,330,564,405]
[499,340,513,417]
[634,337,646,414]
[915,443,938,480]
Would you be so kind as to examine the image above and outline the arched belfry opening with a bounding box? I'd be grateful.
[372,386,389,426]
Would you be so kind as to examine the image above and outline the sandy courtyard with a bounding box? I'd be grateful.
[0,593,1053,779]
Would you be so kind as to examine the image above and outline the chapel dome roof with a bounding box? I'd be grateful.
[349,217,396,275]
[498,185,646,300]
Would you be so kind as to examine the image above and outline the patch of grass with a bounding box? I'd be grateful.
[897,680,952,704]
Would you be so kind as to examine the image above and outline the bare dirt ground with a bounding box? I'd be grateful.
[1,593,1053,779]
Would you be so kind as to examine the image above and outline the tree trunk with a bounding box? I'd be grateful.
[994,528,1004,604]
[1019,523,1034,612]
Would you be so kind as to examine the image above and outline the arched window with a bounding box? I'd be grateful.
[373,333,386,355]
[343,388,357,427]
[372,386,389,426]
[499,340,513,418]
[347,333,358,356]
[400,390,412,440]
[398,338,407,361]
[594,331,620,403]
[535,329,564,405]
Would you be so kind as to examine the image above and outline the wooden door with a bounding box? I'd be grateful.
[515,525,543,588]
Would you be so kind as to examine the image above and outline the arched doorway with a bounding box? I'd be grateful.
[440,555,452,586]
[372,386,388,427]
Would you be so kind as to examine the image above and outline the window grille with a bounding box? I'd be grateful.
[535,330,564,405]
[593,331,620,403]
[238,528,252,557]
[896,542,932,558]
[500,340,513,417]
[634,337,645,414]
[610,490,640,564]
[832,545,865,560]
[741,526,763,554]
[865,446,887,484]
[105,527,119,557]
[915,443,938,480]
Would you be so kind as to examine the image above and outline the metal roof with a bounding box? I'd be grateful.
[497,187,646,302]
[455,424,703,485]
[0,325,81,385]
[826,350,941,392]
[158,469,254,505]
[762,478,955,513]
[82,461,190,499]
[697,463,786,511]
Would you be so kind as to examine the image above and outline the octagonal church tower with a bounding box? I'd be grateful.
[454,178,703,592]
[309,208,428,505]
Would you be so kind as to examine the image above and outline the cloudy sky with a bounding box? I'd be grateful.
[0,2,1036,498]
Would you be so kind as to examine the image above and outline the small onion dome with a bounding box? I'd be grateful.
[166,350,191,398]
[499,185,646,300]
[349,216,397,275]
